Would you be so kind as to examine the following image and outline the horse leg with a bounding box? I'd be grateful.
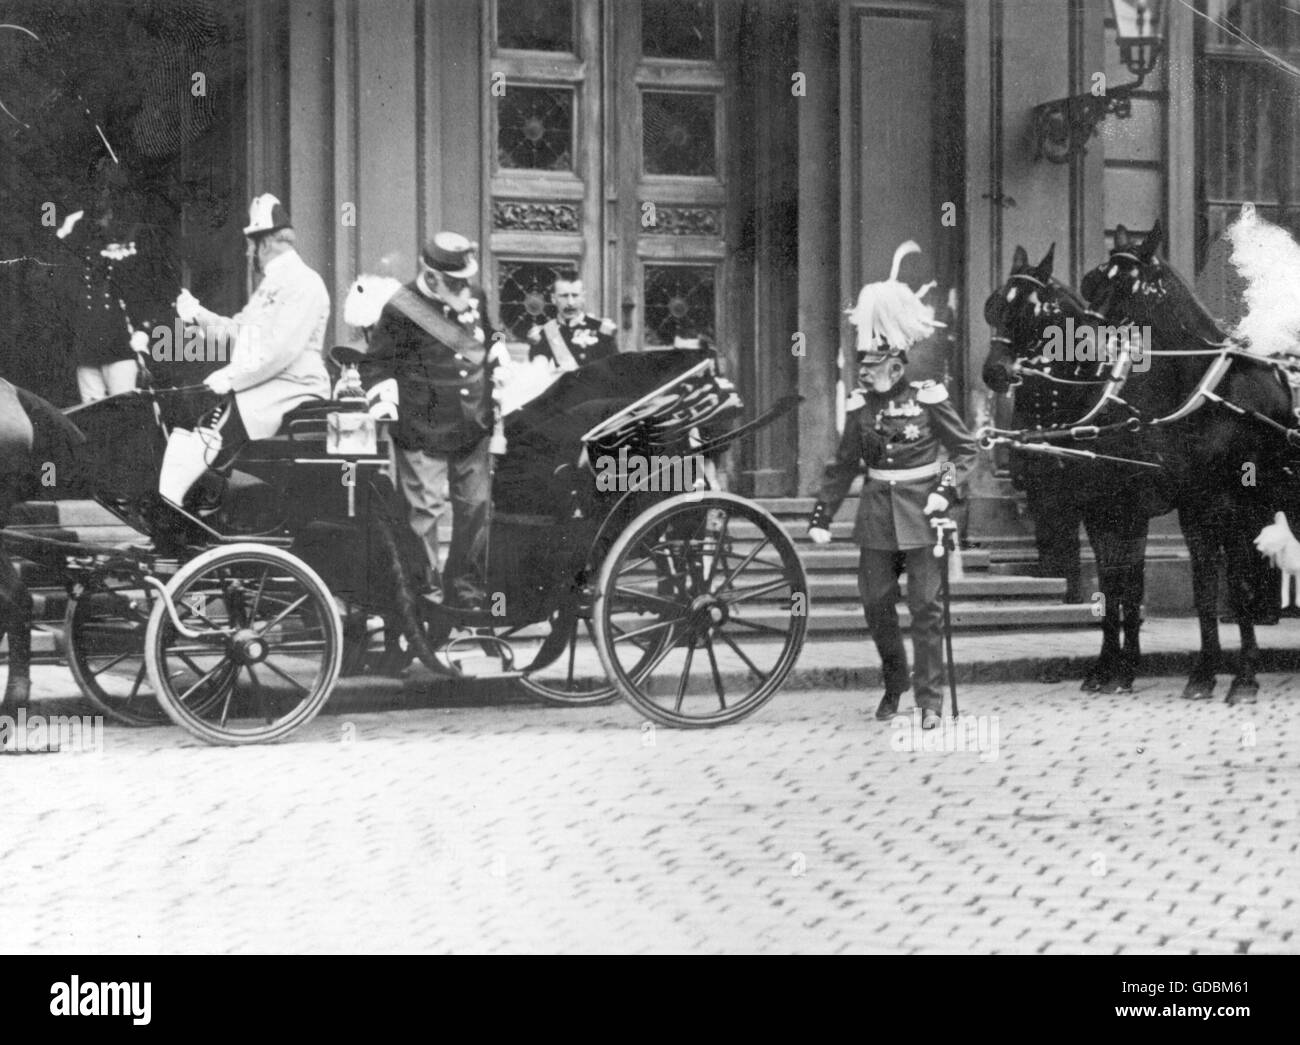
[1080,508,1121,692]
[1179,508,1222,700]
[1224,523,1264,704]
[0,552,32,711]
[1115,512,1150,693]
[1030,478,1084,602]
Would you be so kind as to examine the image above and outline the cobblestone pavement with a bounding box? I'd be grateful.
[1,668,1296,954]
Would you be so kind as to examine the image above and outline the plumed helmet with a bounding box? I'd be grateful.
[343,274,402,330]
[848,241,942,362]
[244,193,292,237]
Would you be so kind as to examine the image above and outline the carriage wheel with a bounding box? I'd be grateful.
[512,605,673,707]
[592,492,807,728]
[514,612,620,705]
[144,545,342,745]
[66,581,168,726]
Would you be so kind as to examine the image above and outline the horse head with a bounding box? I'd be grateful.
[981,243,1087,394]
[1082,222,1228,346]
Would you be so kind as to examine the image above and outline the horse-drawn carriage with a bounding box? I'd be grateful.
[3,349,807,744]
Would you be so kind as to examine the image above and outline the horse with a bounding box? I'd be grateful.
[1079,222,1294,702]
[0,378,88,712]
[982,245,1159,693]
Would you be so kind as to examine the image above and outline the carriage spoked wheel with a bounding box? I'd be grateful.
[65,578,238,726]
[143,544,343,745]
[592,492,808,728]
[511,610,620,706]
[65,580,170,726]
[510,606,671,707]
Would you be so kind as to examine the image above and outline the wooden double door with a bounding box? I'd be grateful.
[484,0,734,356]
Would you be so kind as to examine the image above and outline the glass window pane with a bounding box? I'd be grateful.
[642,0,716,60]
[498,86,575,171]
[498,260,580,341]
[643,265,716,346]
[642,91,716,176]
[497,0,574,53]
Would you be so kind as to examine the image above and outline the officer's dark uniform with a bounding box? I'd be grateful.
[53,223,137,394]
[810,377,978,714]
[527,314,618,368]
[366,281,496,608]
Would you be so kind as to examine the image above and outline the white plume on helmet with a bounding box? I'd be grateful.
[846,241,943,355]
[343,274,402,330]
[1227,202,1300,357]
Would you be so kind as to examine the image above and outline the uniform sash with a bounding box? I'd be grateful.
[541,320,579,371]
[387,286,486,360]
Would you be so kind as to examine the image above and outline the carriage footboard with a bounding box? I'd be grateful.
[0,527,144,572]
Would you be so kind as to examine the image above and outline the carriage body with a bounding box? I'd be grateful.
[23,348,807,742]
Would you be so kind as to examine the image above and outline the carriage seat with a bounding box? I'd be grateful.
[275,396,364,434]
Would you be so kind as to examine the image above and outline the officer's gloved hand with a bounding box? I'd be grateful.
[924,492,950,516]
[808,501,833,544]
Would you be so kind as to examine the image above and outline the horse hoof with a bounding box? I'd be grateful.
[1,677,32,712]
[1181,681,1215,701]
[1226,680,1259,706]
[1081,675,1108,693]
[1112,680,1135,695]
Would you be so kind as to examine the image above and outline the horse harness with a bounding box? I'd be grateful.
[983,272,1300,468]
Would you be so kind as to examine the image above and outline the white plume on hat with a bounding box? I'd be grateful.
[846,241,942,354]
[1227,202,1300,357]
[344,274,402,330]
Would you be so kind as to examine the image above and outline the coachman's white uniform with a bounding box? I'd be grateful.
[186,249,331,439]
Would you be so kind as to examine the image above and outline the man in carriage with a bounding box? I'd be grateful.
[159,193,332,509]
[356,233,505,613]
[526,273,619,371]
[808,245,978,729]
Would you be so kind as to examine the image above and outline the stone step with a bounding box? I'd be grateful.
[804,574,1065,602]
[796,545,993,572]
[6,594,1099,668]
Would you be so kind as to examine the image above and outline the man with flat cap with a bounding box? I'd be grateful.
[363,232,502,611]
[160,193,331,507]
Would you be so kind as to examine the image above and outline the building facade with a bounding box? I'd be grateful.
[3,0,1290,504]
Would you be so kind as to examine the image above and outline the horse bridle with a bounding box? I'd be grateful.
[984,265,1300,460]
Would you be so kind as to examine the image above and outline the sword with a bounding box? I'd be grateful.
[931,515,960,720]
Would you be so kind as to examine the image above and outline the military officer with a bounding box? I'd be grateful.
[54,207,140,402]
[809,344,976,728]
[527,276,618,369]
[362,232,505,611]
[808,251,978,729]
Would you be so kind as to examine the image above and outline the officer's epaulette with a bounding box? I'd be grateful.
[911,380,948,404]
[598,317,617,336]
[845,390,866,413]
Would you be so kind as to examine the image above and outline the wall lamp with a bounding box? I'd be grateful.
[1032,0,1165,164]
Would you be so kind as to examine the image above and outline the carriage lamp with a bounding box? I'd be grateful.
[1031,0,1165,164]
